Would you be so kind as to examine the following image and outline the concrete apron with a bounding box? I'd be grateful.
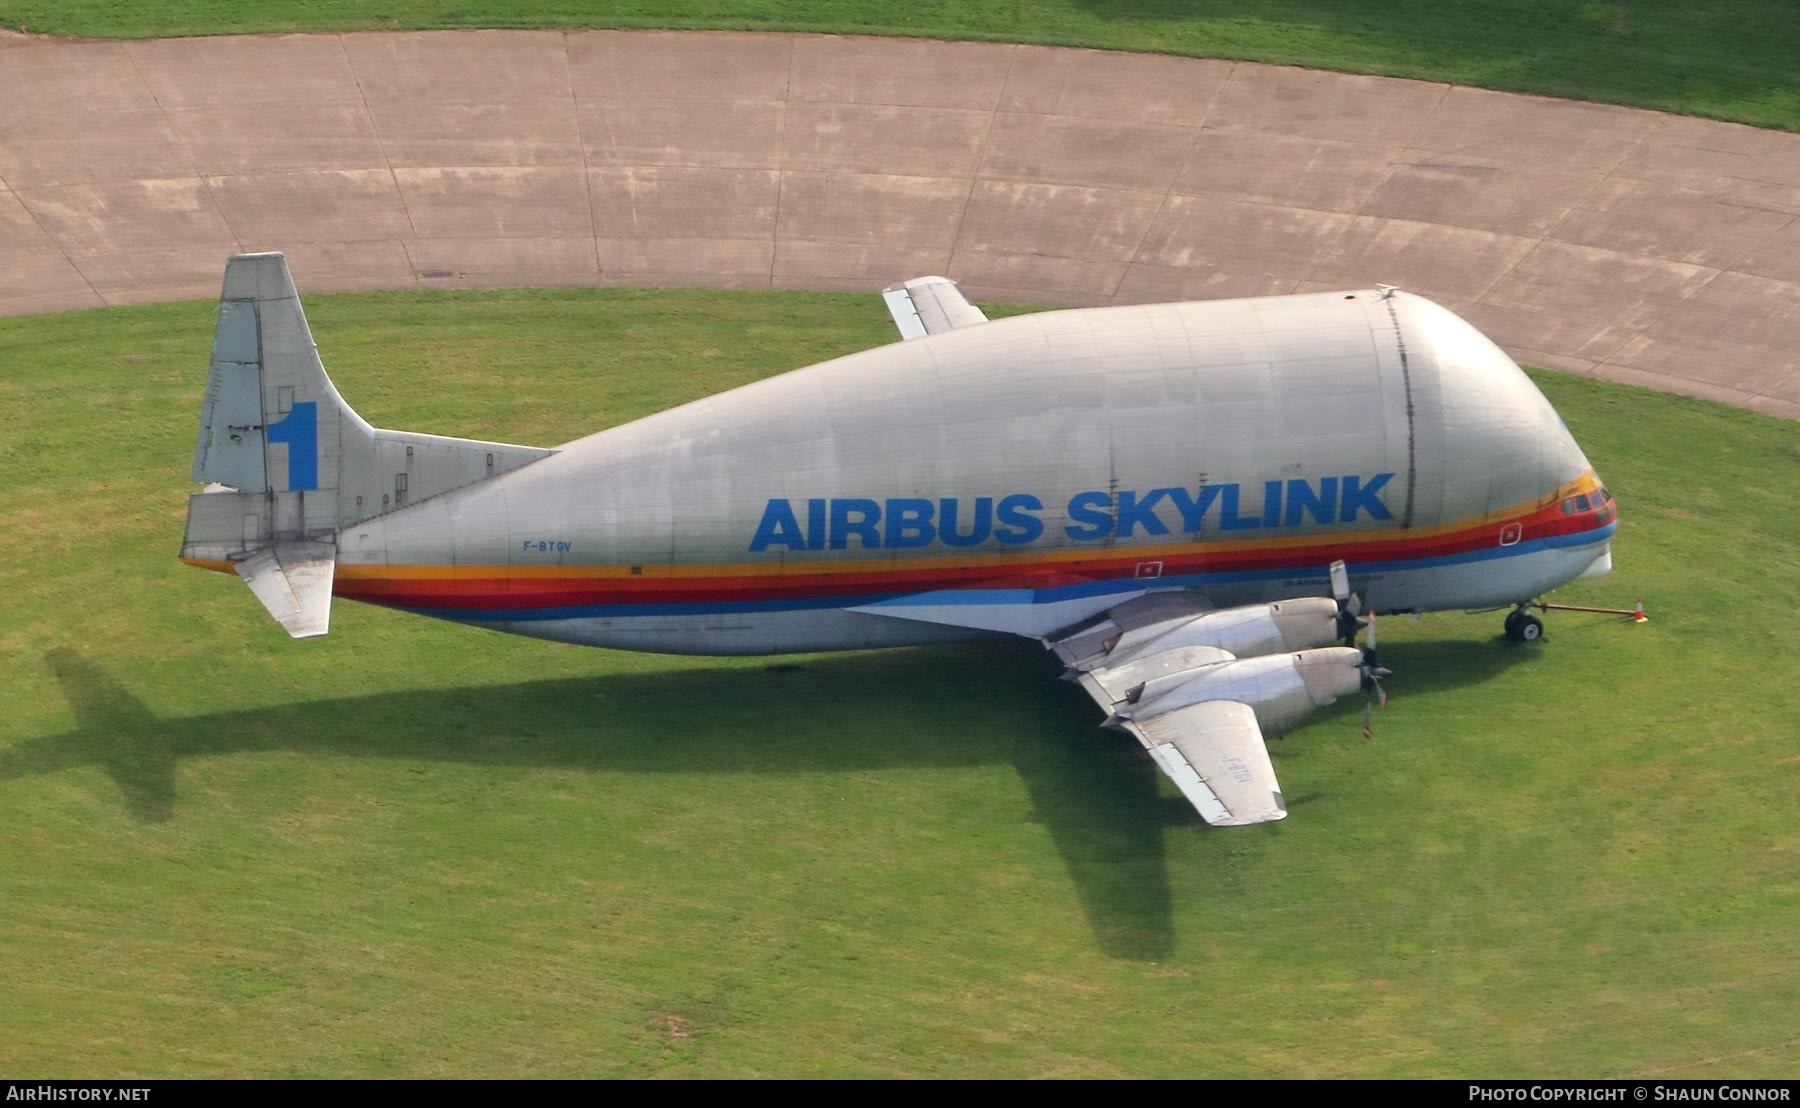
[1,28,1796,419]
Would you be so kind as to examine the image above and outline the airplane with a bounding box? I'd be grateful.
[180,254,1619,827]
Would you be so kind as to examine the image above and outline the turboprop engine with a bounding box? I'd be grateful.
[1056,596,1343,672]
[1057,592,1382,735]
[1110,646,1384,737]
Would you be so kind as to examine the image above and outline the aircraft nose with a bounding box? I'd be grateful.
[1398,292,1597,517]
[1579,545,1614,580]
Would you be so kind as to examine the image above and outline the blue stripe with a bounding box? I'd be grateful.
[400,522,1615,623]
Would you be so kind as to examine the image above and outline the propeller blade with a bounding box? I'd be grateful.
[1360,670,1388,739]
[1366,608,1378,653]
[1330,560,1373,644]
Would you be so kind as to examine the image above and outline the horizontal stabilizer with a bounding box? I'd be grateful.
[881,276,988,340]
[234,541,336,638]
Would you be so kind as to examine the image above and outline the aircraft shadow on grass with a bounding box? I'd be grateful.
[9,639,1526,961]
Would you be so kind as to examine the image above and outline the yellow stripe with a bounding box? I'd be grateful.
[181,557,236,575]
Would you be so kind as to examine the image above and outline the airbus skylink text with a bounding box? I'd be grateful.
[749,473,1395,552]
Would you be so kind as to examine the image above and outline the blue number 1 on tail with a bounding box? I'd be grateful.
[266,401,319,491]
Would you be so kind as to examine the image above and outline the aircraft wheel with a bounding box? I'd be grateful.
[1515,614,1544,642]
[1503,609,1525,640]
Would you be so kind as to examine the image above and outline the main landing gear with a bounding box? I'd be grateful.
[1503,605,1544,643]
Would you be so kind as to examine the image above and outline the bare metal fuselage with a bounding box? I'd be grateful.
[321,289,1613,654]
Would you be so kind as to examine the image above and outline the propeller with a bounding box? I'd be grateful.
[1357,609,1390,739]
[1328,559,1366,646]
[1329,561,1390,738]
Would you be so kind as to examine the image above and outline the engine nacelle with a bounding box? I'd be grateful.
[1117,646,1365,737]
[1105,597,1340,667]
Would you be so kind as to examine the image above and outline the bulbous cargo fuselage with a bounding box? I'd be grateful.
[335,289,1615,654]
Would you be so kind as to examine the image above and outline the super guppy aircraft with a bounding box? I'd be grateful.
[182,254,1618,826]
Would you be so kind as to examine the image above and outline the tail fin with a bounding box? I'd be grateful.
[181,252,553,636]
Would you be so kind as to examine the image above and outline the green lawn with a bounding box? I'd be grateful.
[2,288,1798,1077]
[3,2,1799,131]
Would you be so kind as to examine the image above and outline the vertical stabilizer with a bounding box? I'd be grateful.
[182,252,554,637]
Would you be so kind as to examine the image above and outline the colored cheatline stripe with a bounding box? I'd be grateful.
[182,471,1612,619]
[337,470,1605,587]
[403,527,1616,622]
[330,489,1609,609]
[357,522,1616,623]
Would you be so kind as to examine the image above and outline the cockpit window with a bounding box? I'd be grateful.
[1574,493,1592,512]
[1561,498,1575,515]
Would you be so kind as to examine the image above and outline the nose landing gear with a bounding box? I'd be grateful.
[1503,606,1544,643]
[1503,597,1647,642]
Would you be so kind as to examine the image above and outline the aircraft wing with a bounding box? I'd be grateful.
[881,275,987,339]
[1051,591,1292,826]
[1129,701,1286,826]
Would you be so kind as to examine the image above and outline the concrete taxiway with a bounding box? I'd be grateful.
[3,29,1798,417]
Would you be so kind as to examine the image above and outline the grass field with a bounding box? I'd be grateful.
[4,1,1800,132]
[2,288,1798,1077]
